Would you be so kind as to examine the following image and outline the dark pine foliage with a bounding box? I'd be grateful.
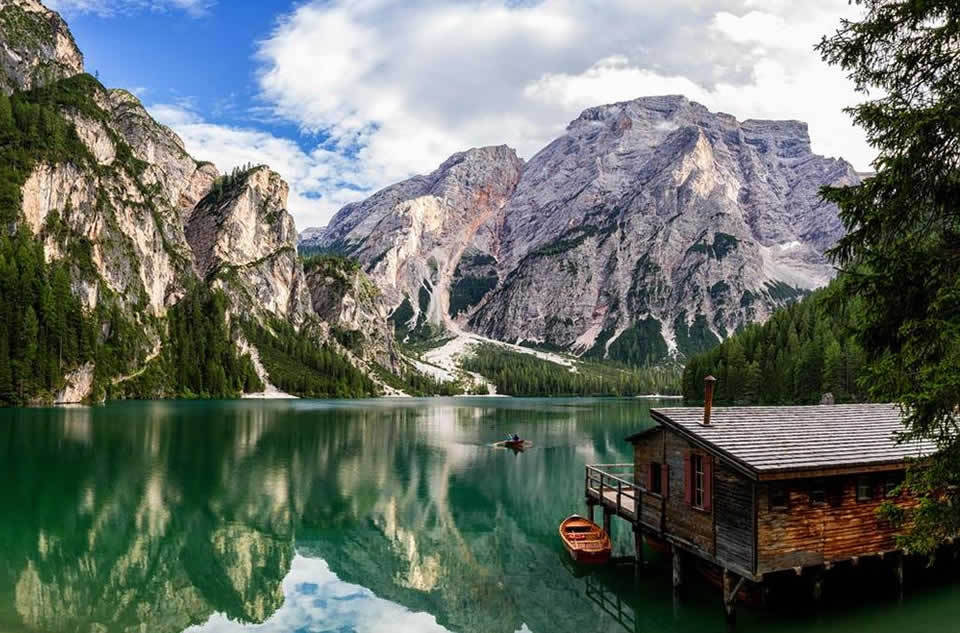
[462,344,681,397]
[0,229,93,405]
[243,319,377,398]
[682,285,869,405]
[816,0,960,554]
[162,286,263,398]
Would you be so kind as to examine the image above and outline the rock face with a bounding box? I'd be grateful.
[304,96,859,361]
[54,362,94,403]
[0,0,83,94]
[315,146,523,333]
[0,0,402,397]
[186,167,312,325]
[20,80,199,319]
[304,256,397,368]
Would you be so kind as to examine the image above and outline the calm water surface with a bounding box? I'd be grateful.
[2,398,959,633]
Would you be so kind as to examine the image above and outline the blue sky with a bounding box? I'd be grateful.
[47,0,871,230]
[58,0,309,147]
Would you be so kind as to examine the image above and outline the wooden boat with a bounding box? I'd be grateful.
[559,515,612,564]
[503,438,526,450]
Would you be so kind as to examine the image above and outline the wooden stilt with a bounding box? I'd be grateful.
[586,500,595,524]
[722,568,739,627]
[634,528,644,570]
[895,552,905,602]
[811,568,824,604]
[603,508,612,537]
[672,547,684,598]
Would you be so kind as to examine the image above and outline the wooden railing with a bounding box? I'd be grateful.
[585,464,640,519]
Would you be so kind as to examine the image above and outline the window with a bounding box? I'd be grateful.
[885,472,904,498]
[649,462,662,494]
[809,480,826,505]
[769,485,788,510]
[857,476,874,501]
[684,452,710,510]
[693,454,705,508]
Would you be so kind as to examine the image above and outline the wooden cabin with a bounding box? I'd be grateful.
[584,379,935,621]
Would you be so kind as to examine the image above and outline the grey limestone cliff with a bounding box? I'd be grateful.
[303,96,859,362]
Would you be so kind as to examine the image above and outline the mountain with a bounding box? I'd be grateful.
[0,0,83,94]
[302,96,859,363]
[0,0,397,403]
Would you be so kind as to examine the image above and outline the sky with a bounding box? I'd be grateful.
[49,0,871,231]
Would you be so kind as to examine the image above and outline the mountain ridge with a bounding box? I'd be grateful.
[0,0,401,403]
[301,94,859,363]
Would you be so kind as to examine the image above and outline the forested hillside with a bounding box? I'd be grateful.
[682,284,868,404]
[464,344,681,397]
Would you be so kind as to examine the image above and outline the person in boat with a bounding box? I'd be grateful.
[511,433,520,442]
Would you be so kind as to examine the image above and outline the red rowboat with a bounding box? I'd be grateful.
[559,515,612,564]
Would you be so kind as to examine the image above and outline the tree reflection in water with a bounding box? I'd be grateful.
[2,399,960,633]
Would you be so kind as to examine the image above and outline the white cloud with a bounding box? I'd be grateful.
[184,555,451,633]
[247,0,871,230]
[47,0,214,17]
[150,104,367,228]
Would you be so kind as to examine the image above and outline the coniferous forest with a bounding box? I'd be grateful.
[243,318,377,398]
[463,343,682,397]
[681,283,869,404]
[0,229,92,405]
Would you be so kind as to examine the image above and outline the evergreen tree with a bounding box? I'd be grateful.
[682,281,870,405]
[817,0,960,553]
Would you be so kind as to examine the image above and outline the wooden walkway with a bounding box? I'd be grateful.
[585,464,640,523]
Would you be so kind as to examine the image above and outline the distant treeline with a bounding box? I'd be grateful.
[682,284,869,404]
[462,344,681,397]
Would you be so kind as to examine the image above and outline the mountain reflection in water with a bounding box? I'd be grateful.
[2,398,960,633]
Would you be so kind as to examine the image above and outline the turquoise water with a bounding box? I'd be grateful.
[1,398,958,633]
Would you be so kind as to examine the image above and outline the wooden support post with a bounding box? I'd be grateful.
[634,527,644,569]
[672,547,683,596]
[895,552,905,602]
[586,500,595,524]
[603,508,612,537]
[722,569,738,627]
[811,568,824,605]
[633,526,644,582]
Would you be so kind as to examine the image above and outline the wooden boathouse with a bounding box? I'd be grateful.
[584,377,935,622]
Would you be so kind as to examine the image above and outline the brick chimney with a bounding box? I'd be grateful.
[702,375,717,426]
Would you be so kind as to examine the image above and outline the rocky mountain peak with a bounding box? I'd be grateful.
[0,0,83,94]
[311,95,860,363]
[186,166,310,323]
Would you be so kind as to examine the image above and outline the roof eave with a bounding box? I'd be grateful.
[625,425,663,443]
[649,409,760,481]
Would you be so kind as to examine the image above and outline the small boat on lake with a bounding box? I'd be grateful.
[496,434,529,451]
[559,515,612,564]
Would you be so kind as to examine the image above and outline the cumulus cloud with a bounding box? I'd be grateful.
[149,0,869,230]
[184,555,450,633]
[242,0,871,230]
[150,103,368,227]
[47,0,214,17]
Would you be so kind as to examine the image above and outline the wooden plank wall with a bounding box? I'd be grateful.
[632,430,664,531]
[715,462,754,573]
[756,475,914,574]
[632,429,662,485]
[663,432,714,555]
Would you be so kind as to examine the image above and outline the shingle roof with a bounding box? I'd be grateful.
[649,403,936,478]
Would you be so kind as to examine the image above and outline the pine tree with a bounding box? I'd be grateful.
[817,0,960,552]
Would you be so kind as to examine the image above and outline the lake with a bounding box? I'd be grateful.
[2,398,959,633]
